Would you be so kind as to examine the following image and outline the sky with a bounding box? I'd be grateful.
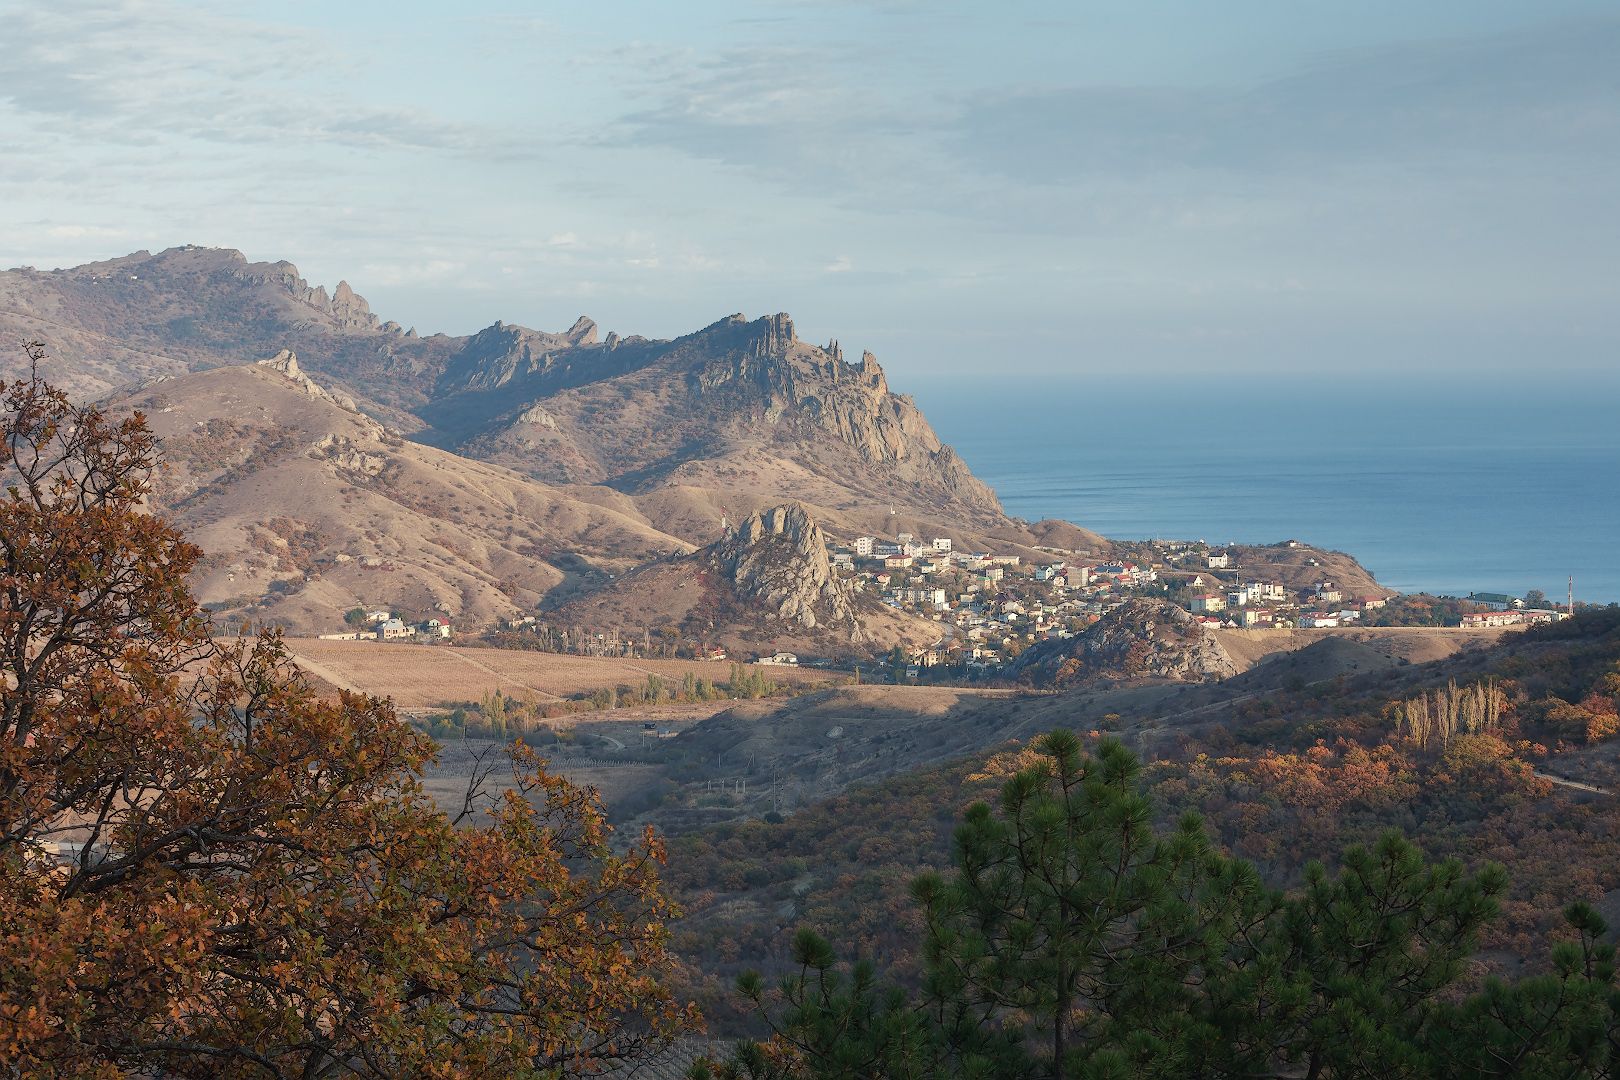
[2,0,1618,383]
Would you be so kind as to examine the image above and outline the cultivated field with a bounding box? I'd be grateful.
[283,638,841,709]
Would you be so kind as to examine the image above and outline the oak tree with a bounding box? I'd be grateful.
[0,345,695,1078]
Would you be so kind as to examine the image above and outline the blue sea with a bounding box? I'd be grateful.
[911,375,1620,604]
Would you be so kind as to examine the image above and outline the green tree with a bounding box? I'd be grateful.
[889,645,908,685]
[1429,902,1619,1077]
[708,731,1520,1080]
[913,731,1270,1079]
[693,929,940,1080]
[1192,832,1507,1079]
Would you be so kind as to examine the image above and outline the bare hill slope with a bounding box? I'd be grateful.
[0,247,456,417]
[5,248,1035,551]
[113,356,687,633]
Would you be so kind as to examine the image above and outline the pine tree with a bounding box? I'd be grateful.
[695,929,940,1080]
[913,731,1270,1079]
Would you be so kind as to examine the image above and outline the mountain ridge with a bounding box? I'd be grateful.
[2,246,1016,547]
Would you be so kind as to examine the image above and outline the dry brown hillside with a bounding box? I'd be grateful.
[0,247,457,418]
[3,248,1062,553]
[112,355,687,633]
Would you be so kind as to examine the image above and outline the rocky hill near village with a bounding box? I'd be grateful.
[1011,597,1239,687]
[545,503,938,655]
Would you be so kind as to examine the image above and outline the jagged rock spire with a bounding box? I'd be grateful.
[708,503,869,642]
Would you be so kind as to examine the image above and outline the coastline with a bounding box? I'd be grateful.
[912,375,1620,604]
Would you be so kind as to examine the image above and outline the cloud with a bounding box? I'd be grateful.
[601,15,1620,236]
[824,255,853,272]
[953,17,1620,183]
[45,224,128,239]
[603,41,955,207]
[0,0,533,156]
[356,259,468,287]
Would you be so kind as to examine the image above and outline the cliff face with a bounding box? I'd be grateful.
[707,503,868,643]
[432,317,613,394]
[440,310,1005,528]
[679,314,962,473]
[1016,599,1238,687]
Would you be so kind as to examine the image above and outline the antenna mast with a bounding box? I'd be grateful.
[1569,575,1575,617]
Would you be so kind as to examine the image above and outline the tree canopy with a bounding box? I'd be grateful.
[702,730,1620,1079]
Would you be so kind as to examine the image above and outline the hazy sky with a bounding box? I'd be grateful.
[3,0,1618,381]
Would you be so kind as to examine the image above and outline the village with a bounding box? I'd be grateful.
[317,532,1570,677]
[315,607,458,644]
[821,533,1569,676]
[822,533,1396,674]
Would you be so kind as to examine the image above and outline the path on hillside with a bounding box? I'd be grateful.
[288,651,369,696]
[441,650,564,701]
[1534,771,1612,795]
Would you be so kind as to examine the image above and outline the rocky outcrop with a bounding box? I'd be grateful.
[432,317,644,396]
[192,250,381,332]
[1015,598,1238,687]
[255,350,358,411]
[707,503,868,643]
[674,314,1002,514]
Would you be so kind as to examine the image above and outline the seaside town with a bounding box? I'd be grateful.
[324,529,1572,676]
[819,534,1568,673]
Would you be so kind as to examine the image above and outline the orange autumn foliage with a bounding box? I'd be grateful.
[0,347,696,1078]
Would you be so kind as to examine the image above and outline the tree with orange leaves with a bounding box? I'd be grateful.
[0,342,696,1078]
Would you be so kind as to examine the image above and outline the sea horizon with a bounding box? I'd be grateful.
[912,372,1620,604]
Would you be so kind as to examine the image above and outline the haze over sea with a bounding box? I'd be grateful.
[915,375,1620,604]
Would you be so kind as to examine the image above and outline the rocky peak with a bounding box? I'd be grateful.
[435,317,620,395]
[708,503,869,643]
[752,313,794,356]
[255,350,358,411]
[564,315,599,346]
[327,280,375,331]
